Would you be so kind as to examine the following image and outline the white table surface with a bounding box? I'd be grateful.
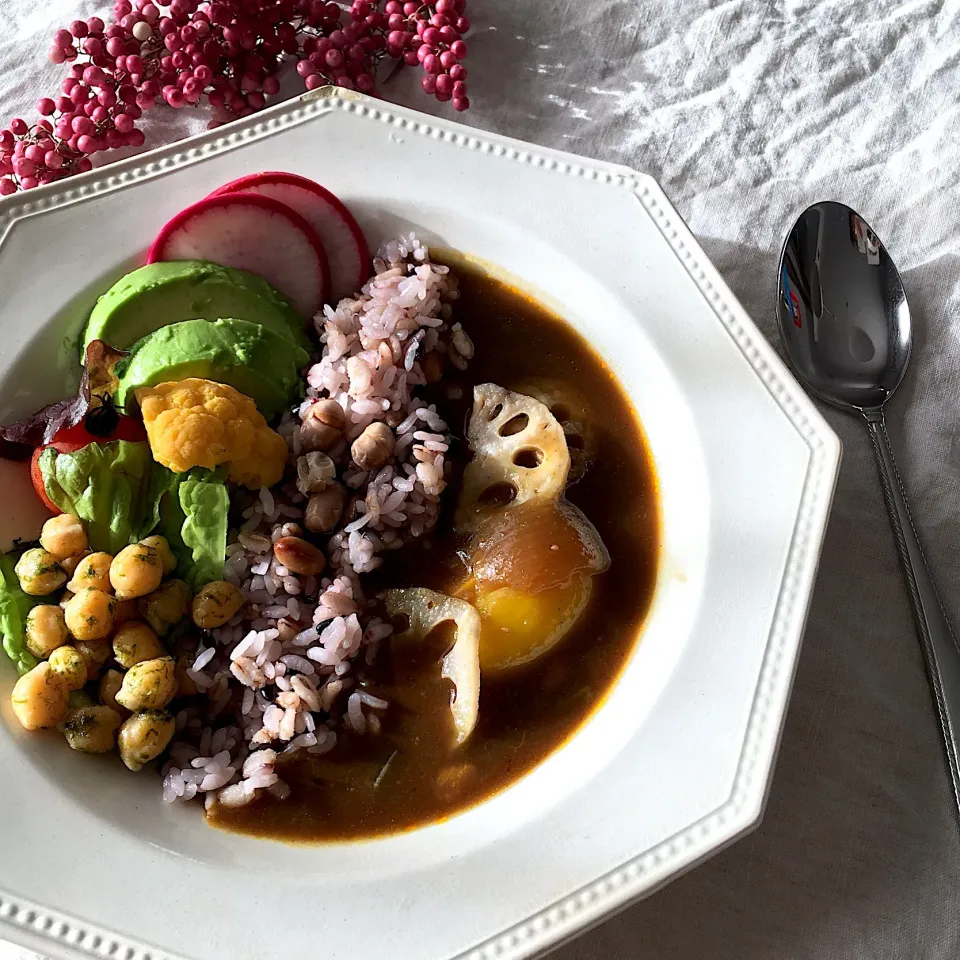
[3,0,960,957]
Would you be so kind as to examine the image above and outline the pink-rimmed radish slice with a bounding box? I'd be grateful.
[148,192,329,317]
[211,172,369,303]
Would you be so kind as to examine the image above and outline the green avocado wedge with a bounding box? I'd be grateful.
[81,260,311,356]
[115,318,308,421]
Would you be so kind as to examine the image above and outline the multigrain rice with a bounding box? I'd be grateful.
[161,235,468,811]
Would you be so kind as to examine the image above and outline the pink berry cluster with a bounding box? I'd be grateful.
[0,0,471,195]
[338,0,470,110]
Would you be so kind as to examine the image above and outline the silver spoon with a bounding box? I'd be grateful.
[777,200,960,816]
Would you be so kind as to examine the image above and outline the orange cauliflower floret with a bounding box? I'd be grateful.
[228,427,289,489]
[136,379,288,489]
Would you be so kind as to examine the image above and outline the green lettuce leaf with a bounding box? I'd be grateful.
[0,551,39,676]
[155,467,228,590]
[39,441,154,554]
[4,444,230,673]
[38,441,229,590]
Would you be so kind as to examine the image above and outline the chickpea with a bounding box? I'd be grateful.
[109,543,163,600]
[191,581,246,629]
[350,421,395,471]
[138,579,191,636]
[60,704,123,753]
[99,669,129,716]
[300,398,345,452]
[64,588,116,641]
[48,645,88,691]
[115,656,177,711]
[67,552,113,594]
[74,639,112,681]
[304,483,346,533]
[39,513,88,560]
[112,621,165,669]
[140,535,176,576]
[10,662,69,730]
[117,709,176,772]
[14,548,67,596]
[23,604,69,658]
[61,705,122,754]
[272,537,326,577]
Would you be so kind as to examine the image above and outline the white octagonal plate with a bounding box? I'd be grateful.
[0,90,839,960]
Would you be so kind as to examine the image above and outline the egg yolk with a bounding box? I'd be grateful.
[474,579,592,671]
[457,500,608,671]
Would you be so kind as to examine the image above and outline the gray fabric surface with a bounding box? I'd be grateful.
[3,0,960,957]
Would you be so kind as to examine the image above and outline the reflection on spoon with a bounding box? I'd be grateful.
[848,326,875,363]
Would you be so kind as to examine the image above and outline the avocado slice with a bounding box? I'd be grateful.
[82,260,311,356]
[115,318,309,421]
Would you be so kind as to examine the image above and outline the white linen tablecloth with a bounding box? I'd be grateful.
[3,1,960,957]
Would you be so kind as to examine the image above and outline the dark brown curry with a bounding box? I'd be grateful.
[210,264,660,841]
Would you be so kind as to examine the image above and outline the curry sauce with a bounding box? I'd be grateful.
[210,266,660,841]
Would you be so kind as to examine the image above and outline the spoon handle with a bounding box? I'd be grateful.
[865,410,960,815]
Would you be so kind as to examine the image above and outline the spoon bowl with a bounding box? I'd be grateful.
[777,200,911,412]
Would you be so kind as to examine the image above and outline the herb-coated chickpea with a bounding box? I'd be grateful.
[191,581,246,629]
[64,588,116,641]
[112,621,165,669]
[109,543,163,600]
[118,709,176,771]
[67,551,113,594]
[23,604,69,658]
[48,645,88,691]
[138,579,191,636]
[15,548,66,596]
[62,705,122,753]
[99,669,128,716]
[39,513,88,560]
[115,657,177,711]
[139,535,176,576]
[10,662,69,730]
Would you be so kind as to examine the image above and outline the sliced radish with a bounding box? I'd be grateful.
[148,192,330,317]
[211,172,369,303]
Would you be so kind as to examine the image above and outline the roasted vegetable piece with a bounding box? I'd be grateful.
[455,384,570,533]
[383,588,481,746]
